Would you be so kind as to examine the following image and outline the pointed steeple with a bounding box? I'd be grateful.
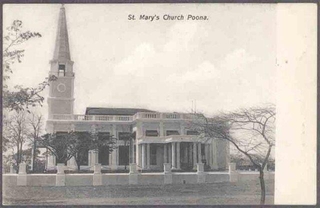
[53,5,71,61]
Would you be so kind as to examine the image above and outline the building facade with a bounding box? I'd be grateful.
[45,6,229,171]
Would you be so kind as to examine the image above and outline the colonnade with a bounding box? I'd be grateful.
[47,142,218,171]
[138,142,213,170]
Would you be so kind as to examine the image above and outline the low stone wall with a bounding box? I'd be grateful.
[27,174,56,186]
[66,174,93,186]
[3,162,274,187]
[102,174,128,185]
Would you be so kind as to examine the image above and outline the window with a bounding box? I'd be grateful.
[166,130,179,136]
[98,146,109,165]
[118,132,132,140]
[97,132,112,165]
[201,144,205,156]
[98,132,111,140]
[186,130,199,135]
[58,64,65,77]
[119,146,129,165]
[201,144,206,163]
[79,148,89,166]
[145,130,158,137]
[150,145,157,165]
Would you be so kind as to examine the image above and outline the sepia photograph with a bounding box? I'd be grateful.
[2,3,316,206]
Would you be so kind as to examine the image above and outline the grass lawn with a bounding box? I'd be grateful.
[3,180,274,205]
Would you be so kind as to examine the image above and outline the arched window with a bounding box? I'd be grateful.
[58,64,65,77]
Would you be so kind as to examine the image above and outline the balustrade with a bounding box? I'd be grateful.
[51,112,195,122]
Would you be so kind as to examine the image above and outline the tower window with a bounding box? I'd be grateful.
[58,64,65,77]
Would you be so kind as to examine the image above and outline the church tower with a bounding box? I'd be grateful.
[48,5,75,118]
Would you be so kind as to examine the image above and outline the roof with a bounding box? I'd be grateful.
[85,107,156,116]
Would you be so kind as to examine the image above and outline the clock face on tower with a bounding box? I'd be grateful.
[57,83,66,92]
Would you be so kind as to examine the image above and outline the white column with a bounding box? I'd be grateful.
[212,140,218,170]
[164,144,167,163]
[94,150,99,164]
[136,142,140,166]
[198,142,202,163]
[138,144,142,167]
[89,150,98,170]
[88,150,91,166]
[168,143,172,166]
[146,143,150,169]
[141,144,146,169]
[111,149,117,170]
[111,124,117,169]
[176,142,181,169]
[205,144,209,166]
[131,138,135,164]
[189,143,193,165]
[208,143,212,168]
[193,142,197,167]
[171,142,176,169]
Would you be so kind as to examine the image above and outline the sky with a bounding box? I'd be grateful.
[3,4,276,118]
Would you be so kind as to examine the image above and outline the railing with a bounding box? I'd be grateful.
[133,112,160,119]
[51,114,133,122]
[163,113,180,119]
[50,113,197,122]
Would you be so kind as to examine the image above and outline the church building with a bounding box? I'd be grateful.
[45,5,229,171]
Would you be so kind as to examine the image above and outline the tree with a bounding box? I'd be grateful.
[40,132,77,165]
[39,131,118,171]
[193,105,275,205]
[27,112,44,170]
[5,111,30,173]
[3,20,56,112]
[71,132,93,171]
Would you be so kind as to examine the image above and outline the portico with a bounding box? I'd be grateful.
[136,136,213,171]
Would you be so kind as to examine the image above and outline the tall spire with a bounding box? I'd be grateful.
[53,5,71,61]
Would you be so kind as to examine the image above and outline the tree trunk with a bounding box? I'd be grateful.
[32,139,36,171]
[16,143,20,173]
[259,169,266,205]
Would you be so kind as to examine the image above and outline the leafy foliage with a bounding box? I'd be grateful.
[39,131,118,169]
[40,132,77,164]
[3,20,57,112]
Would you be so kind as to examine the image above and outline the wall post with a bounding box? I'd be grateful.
[56,163,66,186]
[93,163,102,186]
[197,163,206,183]
[129,163,138,185]
[229,163,238,182]
[164,163,172,184]
[17,162,27,186]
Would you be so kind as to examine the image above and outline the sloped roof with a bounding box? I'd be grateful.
[85,107,155,116]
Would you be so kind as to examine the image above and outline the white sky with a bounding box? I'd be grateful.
[3,4,276,117]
